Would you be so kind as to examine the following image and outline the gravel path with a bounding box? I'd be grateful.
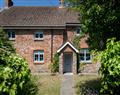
[60,74,75,95]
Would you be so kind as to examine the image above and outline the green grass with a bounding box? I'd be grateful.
[32,75,61,95]
[74,75,101,95]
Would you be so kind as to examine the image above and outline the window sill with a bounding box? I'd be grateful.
[8,38,15,41]
[34,38,44,41]
[75,34,80,36]
[80,61,92,63]
[34,61,44,64]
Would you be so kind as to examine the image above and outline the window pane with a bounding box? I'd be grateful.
[40,34,43,38]
[86,53,90,60]
[35,34,39,38]
[8,32,11,38]
[34,54,39,61]
[77,29,80,34]
[80,54,85,61]
[12,32,15,38]
[40,54,43,61]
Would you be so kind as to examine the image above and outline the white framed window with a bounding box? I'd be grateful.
[75,27,81,36]
[8,30,15,40]
[34,31,44,40]
[80,48,92,63]
[34,50,44,63]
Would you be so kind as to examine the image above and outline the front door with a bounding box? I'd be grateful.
[63,53,72,73]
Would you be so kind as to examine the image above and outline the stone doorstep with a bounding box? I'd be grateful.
[78,73,99,76]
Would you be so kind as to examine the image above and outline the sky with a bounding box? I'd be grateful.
[0,0,59,8]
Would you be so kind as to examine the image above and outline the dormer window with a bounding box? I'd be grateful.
[34,31,44,40]
[8,30,15,40]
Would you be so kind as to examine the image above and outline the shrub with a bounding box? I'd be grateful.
[99,38,120,95]
[0,28,37,95]
[49,53,59,73]
[79,62,86,73]
[19,76,38,95]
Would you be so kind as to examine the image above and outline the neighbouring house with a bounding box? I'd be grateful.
[0,0,97,74]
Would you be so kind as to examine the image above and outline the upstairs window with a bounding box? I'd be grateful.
[34,31,44,40]
[8,30,15,40]
[34,50,44,63]
[80,48,92,63]
[75,27,82,36]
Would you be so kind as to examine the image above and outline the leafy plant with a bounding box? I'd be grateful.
[49,53,59,73]
[99,38,120,95]
[65,0,120,51]
[79,62,86,73]
[0,28,37,95]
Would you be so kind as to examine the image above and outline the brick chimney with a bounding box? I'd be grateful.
[59,0,64,8]
[5,0,13,8]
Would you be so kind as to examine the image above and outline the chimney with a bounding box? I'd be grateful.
[5,0,13,8]
[59,0,64,8]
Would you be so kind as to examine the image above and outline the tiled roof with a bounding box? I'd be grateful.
[0,6,80,27]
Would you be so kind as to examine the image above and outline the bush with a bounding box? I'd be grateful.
[19,76,38,95]
[99,38,120,95]
[49,53,59,73]
[0,28,38,95]
[0,54,30,95]
[79,62,86,73]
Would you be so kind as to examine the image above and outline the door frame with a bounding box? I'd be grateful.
[63,52,73,73]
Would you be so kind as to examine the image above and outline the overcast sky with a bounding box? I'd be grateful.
[0,0,59,8]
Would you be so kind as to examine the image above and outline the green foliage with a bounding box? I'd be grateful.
[19,77,38,95]
[49,53,59,73]
[99,38,120,95]
[0,54,30,95]
[0,28,37,95]
[72,35,81,50]
[79,62,86,73]
[65,0,120,51]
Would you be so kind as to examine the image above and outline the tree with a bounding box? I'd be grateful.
[0,28,37,95]
[65,0,120,51]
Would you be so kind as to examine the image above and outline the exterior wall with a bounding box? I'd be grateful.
[80,36,89,48]
[53,30,64,55]
[7,27,92,74]
[12,29,63,73]
[66,27,75,42]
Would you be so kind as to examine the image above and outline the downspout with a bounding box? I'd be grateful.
[51,29,53,62]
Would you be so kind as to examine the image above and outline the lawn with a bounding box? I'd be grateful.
[32,74,61,95]
[74,75,101,95]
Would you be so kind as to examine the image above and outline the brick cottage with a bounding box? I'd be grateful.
[0,0,95,74]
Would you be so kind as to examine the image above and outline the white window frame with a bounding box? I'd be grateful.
[34,50,44,63]
[80,48,92,63]
[75,27,81,36]
[34,31,44,40]
[8,30,15,40]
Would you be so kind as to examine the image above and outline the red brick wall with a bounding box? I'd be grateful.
[66,27,75,42]
[9,27,88,73]
[53,30,63,55]
[12,29,64,72]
